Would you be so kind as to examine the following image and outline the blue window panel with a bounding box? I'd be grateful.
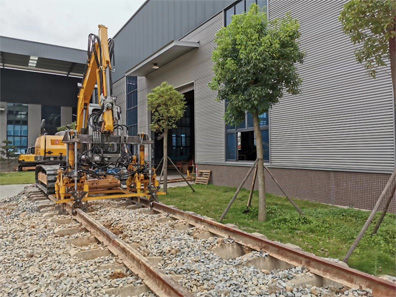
[172,134,177,147]
[127,76,137,93]
[21,137,27,147]
[261,130,270,162]
[237,120,245,129]
[14,125,21,136]
[235,0,244,14]
[127,108,137,126]
[7,124,13,135]
[127,95,132,109]
[8,137,14,144]
[225,6,234,26]
[247,113,254,128]
[259,112,268,126]
[246,0,256,11]
[14,138,21,146]
[226,133,237,160]
[257,0,267,10]
[131,92,137,107]
[21,125,28,136]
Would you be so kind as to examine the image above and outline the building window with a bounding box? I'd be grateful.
[226,112,269,162]
[224,0,268,26]
[126,76,138,136]
[7,103,28,154]
[42,105,61,135]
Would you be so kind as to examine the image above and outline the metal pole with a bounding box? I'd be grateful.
[167,156,195,192]
[74,141,78,192]
[219,159,258,222]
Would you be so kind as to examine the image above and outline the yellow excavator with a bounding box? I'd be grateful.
[18,126,67,171]
[35,25,163,208]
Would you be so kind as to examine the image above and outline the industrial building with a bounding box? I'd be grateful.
[0,0,394,211]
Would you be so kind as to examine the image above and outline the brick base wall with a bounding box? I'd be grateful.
[197,164,395,213]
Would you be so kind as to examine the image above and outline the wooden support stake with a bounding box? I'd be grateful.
[219,159,258,222]
[247,164,258,208]
[344,168,396,263]
[264,165,304,216]
[372,187,396,235]
[167,157,195,192]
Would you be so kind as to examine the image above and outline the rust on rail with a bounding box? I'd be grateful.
[63,204,193,297]
[135,199,396,297]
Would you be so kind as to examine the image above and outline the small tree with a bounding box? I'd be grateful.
[339,0,396,104]
[210,5,304,221]
[57,121,77,132]
[148,82,186,193]
[0,140,17,171]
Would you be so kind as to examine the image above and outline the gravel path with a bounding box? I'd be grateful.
[0,190,154,297]
[88,200,374,297]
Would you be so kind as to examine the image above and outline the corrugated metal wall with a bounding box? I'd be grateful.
[113,0,234,82]
[269,0,395,173]
[138,13,226,164]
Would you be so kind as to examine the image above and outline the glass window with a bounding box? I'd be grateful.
[126,76,138,136]
[259,112,268,126]
[246,0,256,11]
[261,130,270,162]
[7,104,28,154]
[225,6,234,26]
[226,133,237,160]
[235,0,244,14]
[257,0,267,10]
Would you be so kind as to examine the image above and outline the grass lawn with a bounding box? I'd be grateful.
[161,184,396,277]
[0,171,35,185]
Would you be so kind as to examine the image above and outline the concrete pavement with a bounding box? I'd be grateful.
[0,184,32,199]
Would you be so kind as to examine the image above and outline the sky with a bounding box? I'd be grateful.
[0,0,146,50]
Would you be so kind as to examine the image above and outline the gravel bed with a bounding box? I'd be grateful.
[88,201,374,297]
[0,188,155,297]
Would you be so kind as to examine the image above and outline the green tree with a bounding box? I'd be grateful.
[0,140,17,160]
[209,4,304,221]
[339,0,396,104]
[148,82,186,193]
[57,121,77,132]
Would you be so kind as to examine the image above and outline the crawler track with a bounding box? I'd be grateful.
[29,185,396,297]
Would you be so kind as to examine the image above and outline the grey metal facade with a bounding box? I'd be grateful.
[268,0,394,173]
[113,0,234,82]
[119,0,395,174]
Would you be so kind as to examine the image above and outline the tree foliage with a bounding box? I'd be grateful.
[339,0,396,79]
[210,4,304,221]
[209,4,305,126]
[57,121,77,132]
[0,140,17,160]
[147,81,186,193]
[148,82,186,133]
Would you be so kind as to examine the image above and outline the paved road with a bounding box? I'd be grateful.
[0,181,191,200]
[0,184,32,199]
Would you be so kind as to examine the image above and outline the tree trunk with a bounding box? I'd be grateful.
[163,127,168,193]
[253,112,266,221]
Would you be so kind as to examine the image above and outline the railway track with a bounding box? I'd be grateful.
[6,185,396,297]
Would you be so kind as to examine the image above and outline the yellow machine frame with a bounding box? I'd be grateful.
[48,25,164,207]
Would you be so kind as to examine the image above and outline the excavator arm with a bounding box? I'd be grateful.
[76,25,115,134]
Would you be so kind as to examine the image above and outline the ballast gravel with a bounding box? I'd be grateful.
[88,200,374,297]
[0,188,155,297]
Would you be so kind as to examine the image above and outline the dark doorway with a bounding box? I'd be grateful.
[154,90,195,169]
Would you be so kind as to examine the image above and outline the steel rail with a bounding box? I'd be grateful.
[135,199,396,297]
[62,203,193,297]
